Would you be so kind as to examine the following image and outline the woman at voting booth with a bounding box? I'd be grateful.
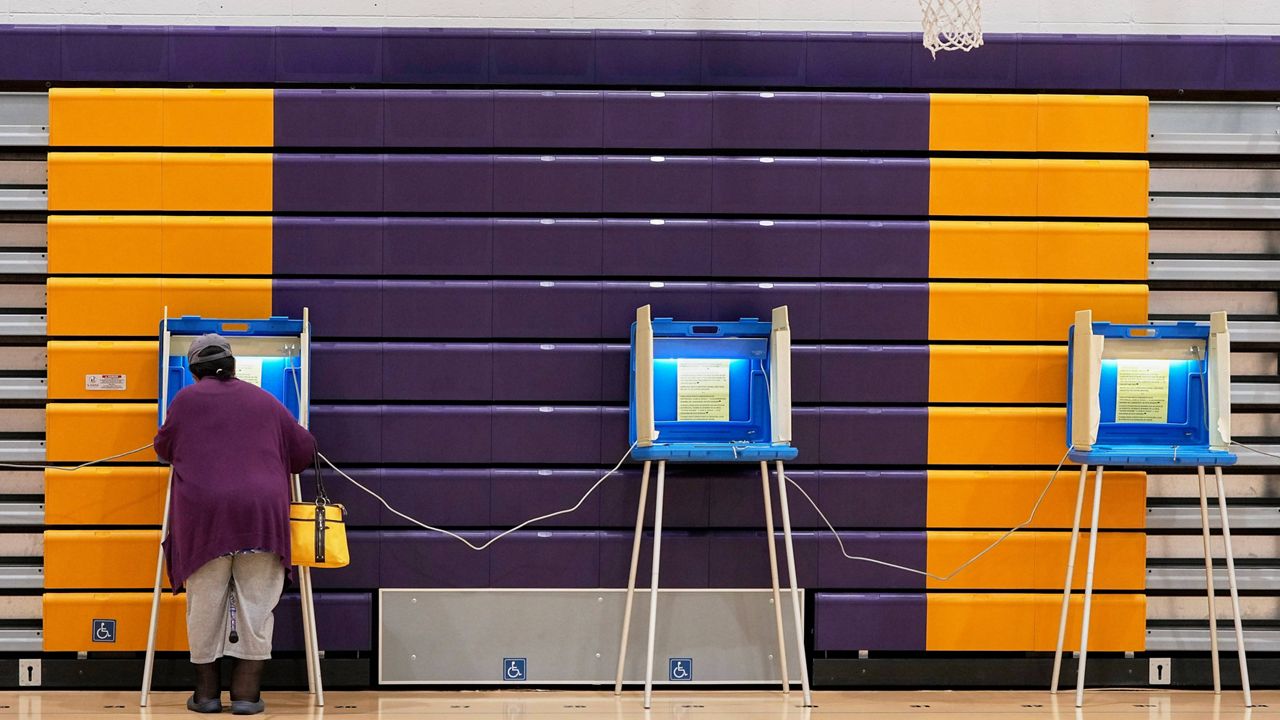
[153,334,317,716]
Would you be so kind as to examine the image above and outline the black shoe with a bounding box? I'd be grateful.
[230,699,265,715]
[187,695,222,713]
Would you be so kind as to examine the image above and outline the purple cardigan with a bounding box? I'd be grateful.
[154,377,316,591]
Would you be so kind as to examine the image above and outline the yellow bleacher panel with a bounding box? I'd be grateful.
[48,88,164,146]
[928,283,1148,341]
[927,406,1065,466]
[929,221,1148,281]
[163,278,273,320]
[929,94,1038,152]
[927,593,1145,651]
[925,531,1144,590]
[926,470,1146,529]
[161,89,273,147]
[1038,159,1149,218]
[1037,283,1147,338]
[43,593,186,652]
[161,153,272,211]
[44,467,168,526]
[47,340,157,400]
[928,345,1065,404]
[47,216,162,275]
[47,152,163,211]
[1037,222,1148,281]
[1035,530,1147,590]
[928,221,1039,279]
[163,216,272,275]
[44,530,167,589]
[44,403,157,463]
[46,277,164,337]
[1038,95,1148,154]
[929,158,1039,216]
[930,159,1149,218]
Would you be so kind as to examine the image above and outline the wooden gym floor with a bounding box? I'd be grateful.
[0,690,1273,719]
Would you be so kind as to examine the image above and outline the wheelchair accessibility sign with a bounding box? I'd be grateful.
[92,619,116,643]
[503,658,527,682]
[669,658,692,682]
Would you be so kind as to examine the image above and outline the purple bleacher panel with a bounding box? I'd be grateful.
[309,405,381,464]
[598,466,712,528]
[601,344,630,403]
[701,31,806,87]
[821,221,929,279]
[602,156,714,215]
[381,406,492,464]
[713,157,821,216]
[273,155,383,213]
[275,594,372,651]
[61,25,167,82]
[712,221,821,278]
[168,26,274,83]
[713,92,822,150]
[0,25,60,80]
[1226,36,1280,91]
[1123,35,1226,91]
[820,158,929,216]
[814,593,926,651]
[600,406,632,460]
[707,531,818,588]
[821,93,929,151]
[383,90,494,147]
[310,342,382,401]
[491,469,604,528]
[820,283,929,340]
[712,283,821,340]
[818,471,926,528]
[300,466,382,527]
[595,30,702,85]
[306,530,380,589]
[274,89,383,147]
[492,219,603,276]
[382,28,489,84]
[602,220,713,278]
[490,29,595,85]
[380,531,489,588]
[600,531,710,588]
[492,406,603,465]
[384,155,493,213]
[792,345,821,404]
[378,469,491,528]
[602,92,714,149]
[273,280,382,338]
[818,532,926,589]
[492,344,604,402]
[275,27,381,84]
[1016,34,1123,90]
[489,531,601,588]
[383,218,492,277]
[493,90,603,148]
[820,346,929,403]
[792,407,820,460]
[492,281,603,339]
[383,343,492,401]
[272,217,383,276]
[910,33,1018,89]
[382,281,493,339]
[707,466,819,528]
[601,282,714,340]
[493,156,603,213]
[806,33,915,88]
[819,408,927,465]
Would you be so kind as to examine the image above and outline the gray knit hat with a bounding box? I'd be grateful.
[187,333,233,367]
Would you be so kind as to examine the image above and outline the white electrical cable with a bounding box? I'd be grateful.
[0,442,155,472]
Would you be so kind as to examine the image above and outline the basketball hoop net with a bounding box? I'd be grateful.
[920,0,983,57]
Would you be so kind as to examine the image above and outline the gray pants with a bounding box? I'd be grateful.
[185,552,285,664]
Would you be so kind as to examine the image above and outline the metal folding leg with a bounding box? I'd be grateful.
[775,461,812,706]
[1197,466,1221,694]
[1051,464,1089,694]
[1074,465,1105,708]
[1214,466,1253,707]
[614,460,652,694]
[760,461,790,693]
[140,467,174,708]
[643,461,667,710]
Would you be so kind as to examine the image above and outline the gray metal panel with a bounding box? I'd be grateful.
[1147,627,1280,653]
[0,347,46,372]
[0,565,41,589]
[1146,565,1280,592]
[1149,290,1276,316]
[1150,167,1280,193]
[1149,102,1280,155]
[0,441,45,464]
[0,253,47,275]
[0,225,46,249]
[0,628,41,653]
[1233,414,1280,439]
[0,286,44,309]
[1151,229,1280,255]
[0,316,47,337]
[1147,595,1280,621]
[0,505,42,526]
[0,189,46,211]
[1148,474,1280,499]
[1150,259,1280,283]
[1146,505,1280,530]
[0,533,42,557]
[0,409,42,433]
[0,94,49,147]
[1228,322,1280,344]
[1148,534,1280,559]
[379,589,802,685]
[0,597,40,621]
[1149,196,1280,219]
[0,471,42,495]
[0,378,44,401]
[0,162,45,185]
[1232,383,1280,406]
[1229,443,1280,467]
[1230,353,1278,377]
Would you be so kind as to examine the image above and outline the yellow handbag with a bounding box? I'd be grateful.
[290,453,349,569]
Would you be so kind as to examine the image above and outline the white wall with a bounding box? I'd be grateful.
[6,0,1280,35]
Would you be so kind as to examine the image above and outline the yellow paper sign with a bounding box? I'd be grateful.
[1114,360,1169,423]
[236,357,264,388]
[677,359,730,422]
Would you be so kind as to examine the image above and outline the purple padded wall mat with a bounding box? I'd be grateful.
[276,26,381,84]
[383,343,493,401]
[601,282,714,337]
[490,29,595,85]
[383,218,493,277]
[492,281,604,338]
[489,531,600,588]
[603,92,714,149]
[821,158,930,216]
[492,344,605,402]
[273,155,383,213]
[307,530,380,589]
[713,92,822,150]
[712,282,821,340]
[602,156,714,215]
[1226,36,1280,91]
[706,467,819,527]
[820,408,928,465]
[1016,34,1123,90]
[381,406,492,464]
[820,346,929,403]
[309,405,381,464]
[380,531,490,588]
[814,593,926,651]
[491,469,604,527]
[384,155,493,213]
[910,33,1018,88]
[0,25,60,80]
[712,221,821,278]
[494,90,603,148]
[806,32,914,88]
[275,594,371,652]
[598,466,712,528]
[818,471,927,527]
[713,157,822,215]
[600,531,711,588]
[707,531,817,588]
[381,281,493,338]
[492,219,603,276]
[168,26,275,83]
[300,466,383,524]
[273,279,382,338]
[595,30,702,85]
[821,93,929,151]
[273,217,383,276]
[820,283,930,340]
[378,469,491,527]
[274,89,383,147]
[491,406,603,464]
[382,28,489,84]
[701,31,807,86]
[383,90,494,147]
[62,25,167,82]
[821,221,930,279]
[493,156,603,213]
[310,341,383,401]
[1123,34,1226,91]
[817,532,926,588]
[602,220,714,278]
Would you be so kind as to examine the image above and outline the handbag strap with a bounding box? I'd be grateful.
[312,449,331,506]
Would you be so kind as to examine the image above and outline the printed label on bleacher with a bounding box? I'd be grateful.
[1114,360,1170,423]
[676,359,730,422]
[85,374,126,391]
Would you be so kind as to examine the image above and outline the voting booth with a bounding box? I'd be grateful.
[1051,310,1250,707]
[616,305,810,708]
[141,310,324,708]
